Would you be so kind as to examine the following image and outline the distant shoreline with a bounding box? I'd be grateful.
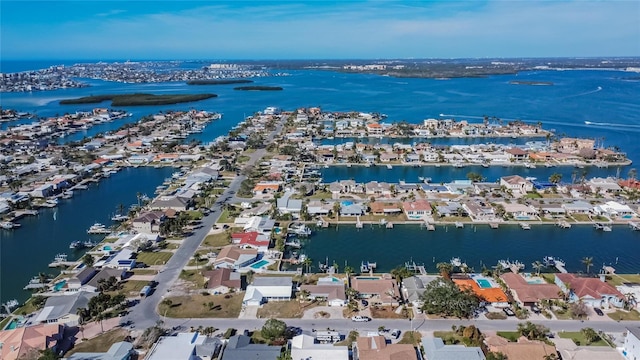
[233,86,283,91]
[186,79,253,85]
[59,93,217,106]
[509,80,554,86]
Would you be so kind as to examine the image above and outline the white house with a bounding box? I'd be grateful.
[500,175,533,194]
[290,335,349,360]
[243,277,293,306]
[145,332,221,360]
[623,327,640,360]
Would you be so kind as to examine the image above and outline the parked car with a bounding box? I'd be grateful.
[594,308,604,316]
[361,299,369,307]
[351,316,371,322]
[391,329,401,339]
[503,307,516,317]
[530,304,541,314]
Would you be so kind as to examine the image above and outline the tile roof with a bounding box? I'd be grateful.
[556,273,624,299]
[356,336,417,360]
[500,273,562,303]
[453,279,508,303]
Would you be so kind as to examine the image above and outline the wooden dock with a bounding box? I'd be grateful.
[629,222,640,231]
[554,259,568,273]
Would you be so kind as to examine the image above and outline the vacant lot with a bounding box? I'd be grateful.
[558,331,610,347]
[160,293,243,318]
[65,329,128,355]
[370,305,410,319]
[606,274,640,287]
[203,232,231,248]
[608,310,640,321]
[256,300,316,319]
[136,251,173,265]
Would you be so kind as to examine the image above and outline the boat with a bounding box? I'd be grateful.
[2,299,19,314]
[593,223,611,232]
[386,164,393,169]
[525,177,537,181]
[87,223,111,234]
[520,222,531,230]
[453,162,465,168]
[111,214,128,222]
[481,163,489,168]
[543,256,557,267]
[61,190,73,199]
[361,261,377,273]
[45,198,59,207]
[288,223,312,236]
[545,163,555,168]
[74,184,88,190]
[69,241,82,249]
[450,257,462,267]
[454,222,464,228]
[0,221,20,230]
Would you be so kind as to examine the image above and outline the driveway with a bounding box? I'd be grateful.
[302,306,345,319]
[239,305,259,319]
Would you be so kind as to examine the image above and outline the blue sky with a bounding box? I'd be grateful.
[1,0,639,60]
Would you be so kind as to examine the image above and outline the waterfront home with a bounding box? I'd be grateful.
[300,277,347,306]
[231,231,270,253]
[64,341,134,360]
[505,147,530,161]
[149,196,191,212]
[499,202,539,220]
[132,211,166,234]
[554,338,623,360]
[145,332,221,360]
[588,177,622,193]
[83,268,126,293]
[555,273,625,308]
[562,201,593,214]
[241,216,275,236]
[97,248,136,271]
[623,327,640,360]
[34,292,97,326]
[557,137,595,154]
[453,277,509,307]
[340,202,365,216]
[473,182,501,195]
[0,323,67,360]
[369,201,402,216]
[351,276,400,306]
[539,204,566,218]
[500,273,562,306]
[402,200,433,221]
[402,275,438,308]
[290,334,349,360]
[213,245,258,269]
[355,336,418,360]
[421,183,449,193]
[366,123,383,136]
[30,183,54,198]
[594,201,636,218]
[500,175,534,195]
[463,201,496,221]
[237,203,272,218]
[306,200,332,216]
[127,155,154,165]
[220,335,280,360]
[365,181,392,196]
[203,268,242,294]
[65,266,97,292]
[243,276,293,306]
[484,334,557,360]
[434,202,464,217]
[422,337,486,360]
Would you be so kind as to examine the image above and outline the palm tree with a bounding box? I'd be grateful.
[628,168,637,181]
[302,257,313,274]
[193,253,202,271]
[117,203,126,216]
[581,257,593,274]
[531,261,543,276]
[332,201,341,220]
[436,262,453,280]
[299,289,311,302]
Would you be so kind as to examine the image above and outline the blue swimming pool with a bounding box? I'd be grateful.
[250,260,269,269]
[103,245,112,251]
[341,201,354,206]
[5,318,19,330]
[53,280,66,291]
[475,278,492,288]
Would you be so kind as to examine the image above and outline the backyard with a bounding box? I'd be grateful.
[65,329,129,355]
[558,331,610,347]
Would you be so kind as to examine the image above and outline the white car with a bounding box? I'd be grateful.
[351,315,371,322]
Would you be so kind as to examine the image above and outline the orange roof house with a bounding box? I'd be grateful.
[0,324,65,360]
[252,182,281,194]
[453,278,509,305]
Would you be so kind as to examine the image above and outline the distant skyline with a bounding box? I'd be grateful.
[1,1,639,60]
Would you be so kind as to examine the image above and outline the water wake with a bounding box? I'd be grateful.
[562,86,603,98]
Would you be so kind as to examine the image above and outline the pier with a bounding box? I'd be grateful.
[554,259,568,273]
[556,221,572,229]
[489,223,499,229]
[519,222,531,230]
[630,222,640,231]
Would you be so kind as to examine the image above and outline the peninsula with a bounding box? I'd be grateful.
[186,79,253,85]
[233,85,283,91]
[59,93,217,106]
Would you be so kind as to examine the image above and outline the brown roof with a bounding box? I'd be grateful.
[300,284,346,301]
[501,175,527,184]
[506,148,529,156]
[351,277,399,304]
[0,324,63,360]
[556,273,624,299]
[500,273,563,303]
[485,335,557,360]
[204,268,241,290]
[356,336,417,360]
[213,245,258,265]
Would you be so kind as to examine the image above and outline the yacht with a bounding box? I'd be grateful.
[111,214,129,222]
[288,223,312,236]
[1,221,20,230]
[386,164,393,170]
[87,223,111,234]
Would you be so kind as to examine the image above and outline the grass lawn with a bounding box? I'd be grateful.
[185,210,204,220]
[294,191,332,200]
[486,312,508,320]
[160,293,243,318]
[497,331,520,342]
[558,331,610,347]
[524,192,543,199]
[571,214,592,222]
[66,329,128,354]
[335,331,360,347]
[179,270,206,289]
[217,210,235,223]
[432,331,467,344]
[552,309,573,320]
[131,269,158,275]
[606,274,640,287]
[109,280,149,297]
[203,232,231,248]
[608,310,640,321]
[256,300,316,319]
[438,216,472,223]
[237,155,251,163]
[0,317,11,330]
[398,331,422,346]
[136,251,173,265]
[14,297,44,316]
[370,306,410,319]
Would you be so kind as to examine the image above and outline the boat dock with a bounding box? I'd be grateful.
[630,222,640,231]
[519,223,531,230]
[556,221,571,229]
[454,222,464,228]
[405,261,427,275]
[489,223,499,229]
[48,254,75,268]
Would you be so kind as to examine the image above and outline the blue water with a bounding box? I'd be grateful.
[2,63,640,302]
[476,279,492,289]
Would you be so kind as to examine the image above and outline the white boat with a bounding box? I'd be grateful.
[45,198,59,207]
[386,164,393,169]
[288,223,312,236]
[453,162,465,168]
[87,223,111,234]
[74,184,88,190]
[520,222,531,230]
[61,190,73,199]
[111,214,128,222]
[481,163,489,168]
[454,222,464,228]
[450,257,462,267]
[1,221,19,230]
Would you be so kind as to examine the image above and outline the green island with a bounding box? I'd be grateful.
[59,93,217,106]
[233,86,283,91]
[509,80,554,86]
[186,79,253,85]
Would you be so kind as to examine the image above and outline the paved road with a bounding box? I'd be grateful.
[125,119,282,330]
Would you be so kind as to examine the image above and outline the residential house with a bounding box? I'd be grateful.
[369,202,402,216]
[351,276,400,306]
[435,202,464,217]
[499,202,539,220]
[220,335,281,360]
[231,231,270,253]
[306,200,332,216]
[290,334,349,360]
[402,200,432,220]
[242,216,275,236]
[300,276,347,306]
[30,183,54,198]
[505,147,530,161]
[484,335,557,360]
[365,181,392,196]
[623,327,640,360]
[276,190,303,216]
[203,268,242,294]
[340,202,365,216]
[555,273,625,308]
[422,337,486,360]
[562,201,593,214]
[463,201,496,221]
[149,196,190,212]
[145,332,221,360]
[33,292,97,326]
[252,182,281,196]
[588,177,622,193]
[402,275,437,308]
[212,245,258,269]
[500,175,533,194]
[65,267,97,292]
[554,338,623,360]
[500,273,562,306]
[366,123,383,136]
[0,324,67,360]
[65,342,134,360]
[539,204,566,218]
[243,276,293,306]
[99,248,136,270]
[453,277,509,307]
[83,268,126,293]
[594,201,636,218]
[132,211,165,234]
[355,336,417,360]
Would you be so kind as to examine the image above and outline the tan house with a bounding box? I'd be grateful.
[212,245,258,269]
[485,335,557,360]
[204,268,242,294]
[355,336,417,360]
[0,324,66,360]
[351,276,400,306]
